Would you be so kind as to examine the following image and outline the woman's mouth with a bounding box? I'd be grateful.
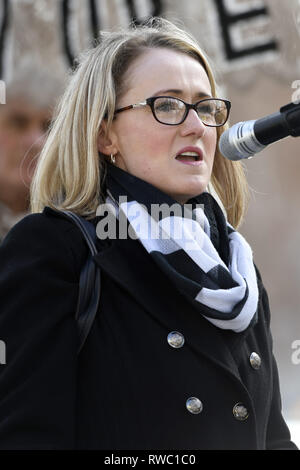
[175,149,204,166]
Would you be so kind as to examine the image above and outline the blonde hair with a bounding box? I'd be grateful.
[30,17,249,228]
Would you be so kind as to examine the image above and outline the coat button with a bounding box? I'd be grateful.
[186,397,203,414]
[233,403,249,421]
[249,352,261,370]
[167,331,185,348]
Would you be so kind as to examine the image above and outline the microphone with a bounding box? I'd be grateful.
[219,101,300,161]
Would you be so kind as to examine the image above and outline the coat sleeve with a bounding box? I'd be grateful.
[256,269,298,450]
[266,355,298,450]
[0,213,82,449]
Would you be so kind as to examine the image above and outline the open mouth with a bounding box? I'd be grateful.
[175,153,201,162]
[175,149,203,164]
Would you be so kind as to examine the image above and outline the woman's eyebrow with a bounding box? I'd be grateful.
[152,89,213,99]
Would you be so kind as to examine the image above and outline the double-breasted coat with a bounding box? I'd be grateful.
[0,206,297,450]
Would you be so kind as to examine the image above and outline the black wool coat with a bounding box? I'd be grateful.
[0,207,297,450]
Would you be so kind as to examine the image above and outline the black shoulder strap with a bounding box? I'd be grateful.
[59,211,101,354]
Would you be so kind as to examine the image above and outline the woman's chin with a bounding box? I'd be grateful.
[176,181,208,202]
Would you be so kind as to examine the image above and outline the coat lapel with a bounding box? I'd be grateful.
[93,235,245,384]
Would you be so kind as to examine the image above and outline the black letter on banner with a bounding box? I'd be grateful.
[0,0,9,78]
[61,0,101,68]
[125,0,163,25]
[213,0,278,61]
[61,0,164,67]
[61,0,75,68]
[89,0,100,42]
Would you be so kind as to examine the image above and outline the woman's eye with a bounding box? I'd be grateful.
[156,100,179,112]
[197,105,212,114]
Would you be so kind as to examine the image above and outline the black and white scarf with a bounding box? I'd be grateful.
[104,162,258,333]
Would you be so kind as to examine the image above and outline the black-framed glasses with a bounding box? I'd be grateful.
[114,96,231,127]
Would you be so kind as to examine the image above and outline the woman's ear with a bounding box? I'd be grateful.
[97,120,118,156]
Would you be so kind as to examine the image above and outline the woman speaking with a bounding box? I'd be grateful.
[0,17,297,450]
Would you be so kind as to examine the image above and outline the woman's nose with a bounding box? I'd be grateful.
[180,108,207,137]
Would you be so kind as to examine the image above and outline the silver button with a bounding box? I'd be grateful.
[167,331,185,349]
[249,352,261,370]
[186,397,203,414]
[233,403,249,421]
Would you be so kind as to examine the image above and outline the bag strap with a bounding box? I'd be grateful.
[60,211,101,354]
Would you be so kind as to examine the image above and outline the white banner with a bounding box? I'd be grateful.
[0,0,299,89]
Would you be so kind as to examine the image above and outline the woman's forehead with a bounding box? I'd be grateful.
[122,47,212,101]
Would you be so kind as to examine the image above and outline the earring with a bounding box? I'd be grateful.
[110,153,116,164]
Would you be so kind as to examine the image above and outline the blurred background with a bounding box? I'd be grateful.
[0,0,299,446]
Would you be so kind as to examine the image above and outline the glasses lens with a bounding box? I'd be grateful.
[196,99,228,126]
[153,97,185,124]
